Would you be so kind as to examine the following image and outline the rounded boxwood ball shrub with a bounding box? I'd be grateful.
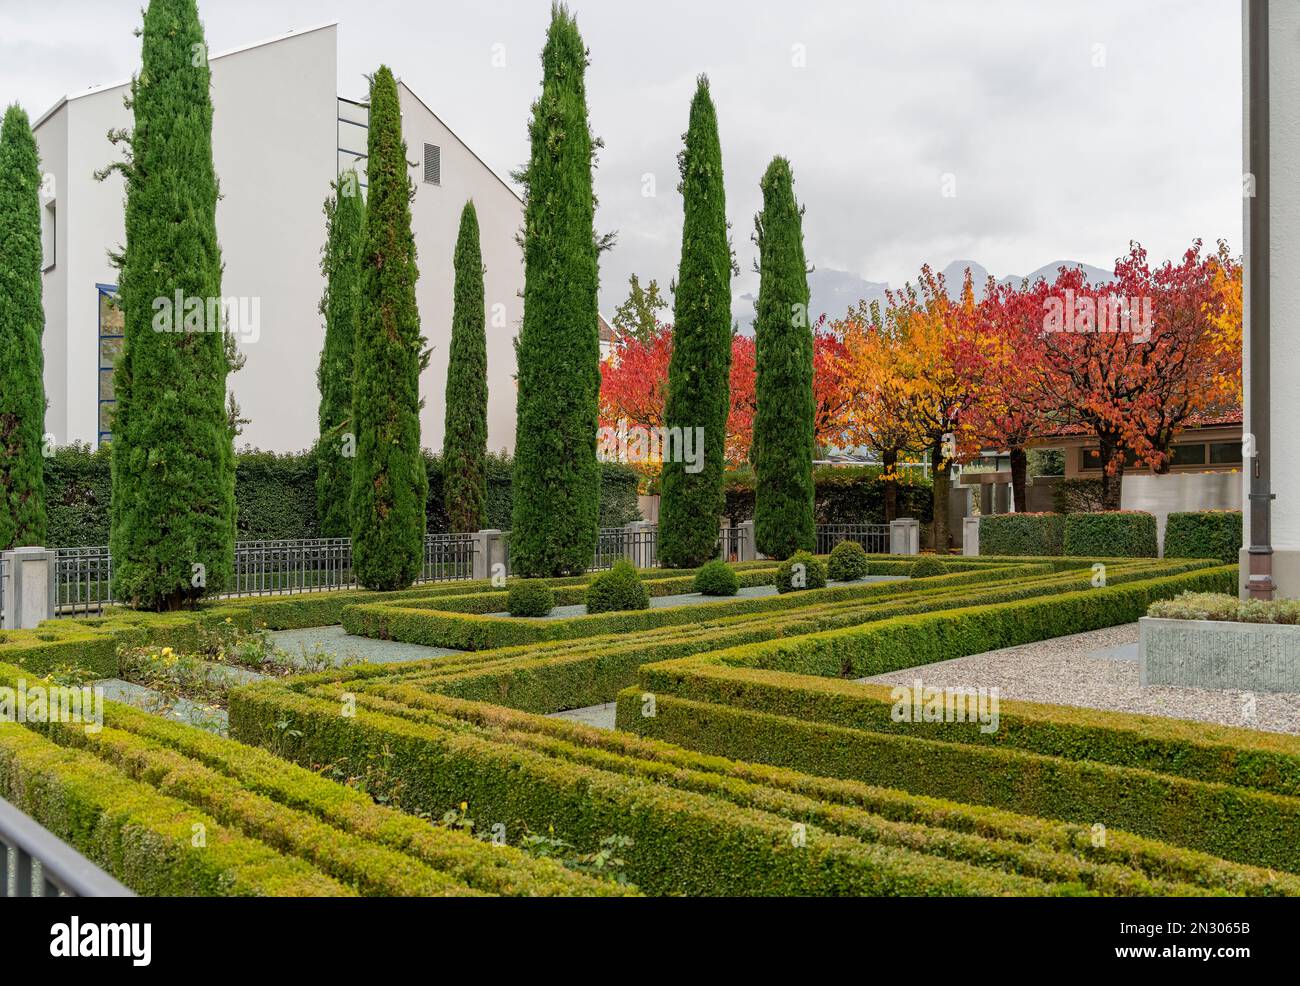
[909,557,949,579]
[775,550,827,594]
[827,541,870,582]
[694,559,740,596]
[507,579,555,617]
[586,559,650,613]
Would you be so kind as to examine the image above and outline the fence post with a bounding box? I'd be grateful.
[890,519,920,556]
[1,547,55,630]
[471,531,491,581]
[737,520,756,562]
[963,516,980,556]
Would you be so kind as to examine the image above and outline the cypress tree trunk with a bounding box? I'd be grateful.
[752,157,815,559]
[510,4,601,576]
[658,77,733,569]
[443,200,488,534]
[0,105,48,551]
[351,66,428,590]
[315,170,364,538]
[107,0,234,609]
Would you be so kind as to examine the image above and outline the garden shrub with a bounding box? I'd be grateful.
[724,465,932,525]
[775,551,827,593]
[827,541,870,581]
[909,557,949,578]
[1163,510,1242,564]
[693,559,740,596]
[508,580,555,617]
[1063,511,1157,557]
[586,560,650,613]
[1148,591,1300,625]
[979,512,1065,556]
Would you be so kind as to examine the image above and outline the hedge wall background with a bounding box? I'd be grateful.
[44,444,641,547]
[722,465,933,525]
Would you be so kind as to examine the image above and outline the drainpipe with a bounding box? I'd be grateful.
[1246,0,1275,599]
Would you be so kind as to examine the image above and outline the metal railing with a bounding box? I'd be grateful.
[1,795,135,897]
[815,523,892,555]
[718,525,748,562]
[234,537,354,596]
[53,545,113,617]
[421,532,477,583]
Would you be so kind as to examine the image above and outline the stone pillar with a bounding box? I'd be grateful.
[624,520,654,569]
[737,520,756,562]
[1,547,55,631]
[473,530,507,582]
[963,516,981,556]
[890,518,920,556]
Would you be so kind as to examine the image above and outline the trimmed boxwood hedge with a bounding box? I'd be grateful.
[0,661,629,897]
[586,560,650,613]
[1163,510,1242,564]
[507,580,555,617]
[827,541,870,581]
[1063,511,1157,558]
[694,559,740,596]
[228,634,1295,895]
[775,551,827,593]
[979,512,1065,556]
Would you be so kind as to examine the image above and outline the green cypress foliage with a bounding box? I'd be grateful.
[658,77,733,568]
[0,105,48,550]
[105,0,235,609]
[751,157,815,559]
[442,200,488,534]
[351,66,428,590]
[510,4,602,576]
[315,170,364,538]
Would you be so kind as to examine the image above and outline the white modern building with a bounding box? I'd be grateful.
[33,22,523,455]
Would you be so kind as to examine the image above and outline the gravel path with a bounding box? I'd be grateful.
[269,625,461,665]
[860,622,1300,735]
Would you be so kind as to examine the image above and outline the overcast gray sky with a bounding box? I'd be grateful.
[1,0,1242,320]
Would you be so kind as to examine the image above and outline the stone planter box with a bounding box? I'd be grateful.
[1139,616,1300,693]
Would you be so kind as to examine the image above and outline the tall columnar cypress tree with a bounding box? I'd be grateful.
[752,157,815,559]
[106,0,234,609]
[658,77,733,568]
[351,66,428,590]
[442,200,488,533]
[0,105,48,551]
[315,170,364,538]
[510,4,601,576]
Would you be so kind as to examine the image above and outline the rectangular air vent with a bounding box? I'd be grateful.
[423,143,441,185]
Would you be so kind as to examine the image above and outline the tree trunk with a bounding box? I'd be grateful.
[1098,436,1124,511]
[931,442,951,554]
[882,448,898,522]
[1009,446,1027,513]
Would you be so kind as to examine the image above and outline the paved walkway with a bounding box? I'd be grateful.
[860,623,1300,735]
[548,702,618,729]
[268,625,462,665]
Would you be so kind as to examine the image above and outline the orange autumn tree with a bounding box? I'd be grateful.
[836,266,985,546]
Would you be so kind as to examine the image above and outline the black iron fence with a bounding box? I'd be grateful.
[815,523,892,555]
[40,522,884,618]
[1,795,135,897]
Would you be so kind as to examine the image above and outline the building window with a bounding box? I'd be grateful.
[423,142,440,185]
[1080,446,1138,471]
[1169,443,1207,467]
[1209,440,1244,465]
[98,284,123,446]
[41,199,55,271]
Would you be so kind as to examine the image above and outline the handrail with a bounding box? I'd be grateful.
[0,795,135,897]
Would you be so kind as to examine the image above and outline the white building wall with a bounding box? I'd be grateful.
[34,104,67,445]
[399,83,523,456]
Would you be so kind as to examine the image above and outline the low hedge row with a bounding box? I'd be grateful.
[225,670,1296,895]
[0,661,627,896]
[325,560,1212,717]
[1063,511,1158,557]
[340,562,1057,651]
[1163,510,1242,564]
[979,513,1065,556]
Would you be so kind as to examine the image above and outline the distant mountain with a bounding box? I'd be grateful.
[788,259,1116,325]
